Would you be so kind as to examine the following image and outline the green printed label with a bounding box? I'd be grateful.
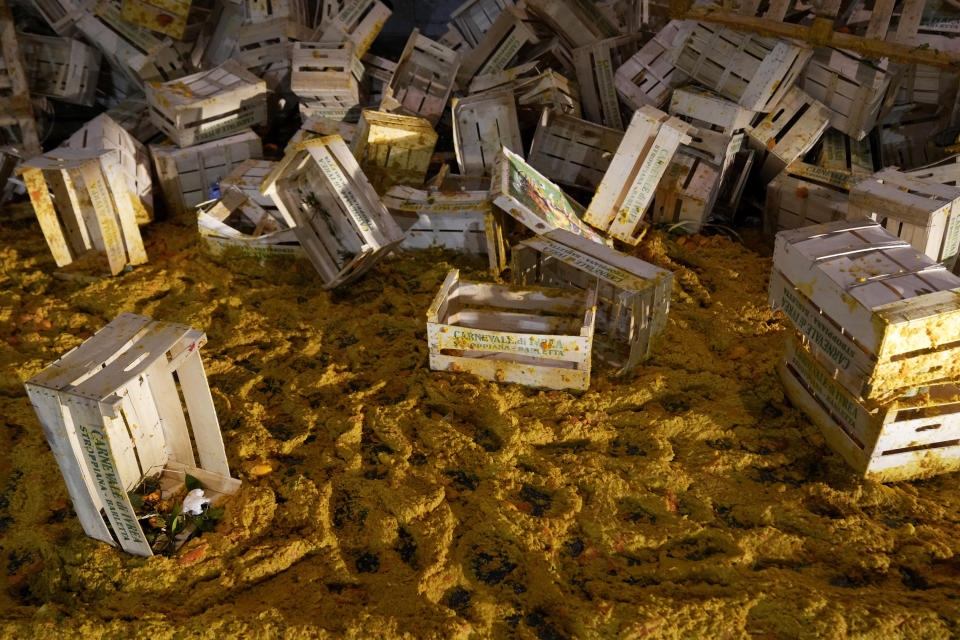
[479,33,523,76]
[536,240,631,285]
[790,344,860,430]
[76,422,145,545]
[620,143,669,224]
[779,284,857,372]
[787,163,849,190]
[194,109,258,143]
[941,208,960,269]
[315,151,373,233]
[594,56,621,129]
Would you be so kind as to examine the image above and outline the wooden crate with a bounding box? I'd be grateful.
[218,158,288,226]
[573,34,641,130]
[674,22,812,112]
[849,168,960,269]
[584,105,694,244]
[260,135,404,288]
[105,95,162,143]
[490,147,610,245]
[522,36,575,79]
[0,0,42,156]
[512,227,672,373]
[770,218,960,404]
[317,0,391,59]
[779,334,960,482]
[800,47,895,141]
[893,64,959,116]
[613,20,688,111]
[426,268,597,390]
[527,109,623,190]
[524,0,618,48]
[437,24,473,60]
[817,128,874,181]
[448,0,514,48]
[198,187,304,260]
[350,110,438,194]
[511,69,581,119]
[146,59,267,148]
[63,113,154,225]
[290,41,364,122]
[201,1,244,70]
[19,149,147,275]
[359,52,396,107]
[121,0,214,40]
[746,86,832,183]
[236,18,313,84]
[287,115,357,150]
[382,184,506,273]
[17,32,101,106]
[456,7,544,87]
[28,0,89,35]
[878,115,948,170]
[242,0,305,23]
[151,128,262,220]
[24,312,241,556]
[669,85,755,135]
[763,163,852,234]
[380,29,459,126]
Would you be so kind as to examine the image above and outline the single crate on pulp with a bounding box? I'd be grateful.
[261,135,404,288]
[24,313,241,556]
[17,32,101,106]
[350,109,438,194]
[614,20,689,111]
[146,59,267,148]
[527,108,624,190]
[573,33,641,130]
[512,228,672,373]
[291,41,364,122]
[427,268,597,390]
[380,29,459,126]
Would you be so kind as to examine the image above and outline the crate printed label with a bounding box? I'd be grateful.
[776,277,859,373]
[195,109,259,143]
[392,197,489,214]
[535,239,634,286]
[448,328,567,357]
[787,163,850,190]
[941,209,960,267]
[788,342,860,432]
[479,33,524,77]
[618,143,669,225]
[314,151,374,233]
[594,55,620,127]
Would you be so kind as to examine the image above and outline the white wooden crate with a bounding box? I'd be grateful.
[146,59,267,148]
[893,64,959,115]
[456,7,544,87]
[584,105,693,244]
[527,109,623,190]
[522,36,575,79]
[524,0,618,47]
[674,22,812,112]
[63,113,154,225]
[746,86,832,183]
[19,148,147,276]
[849,168,960,269]
[763,164,851,234]
[198,187,304,260]
[770,218,960,404]
[350,110,438,194]
[359,52,395,107]
[669,85,755,135]
[17,32,100,106]
[513,69,581,119]
[290,41,364,121]
[151,128,262,219]
[572,34,641,130]
[380,29,459,126]
[261,135,404,288]
[779,334,960,482]
[878,116,947,170]
[818,128,874,181]
[242,0,305,23]
[235,18,313,86]
[614,20,689,111]
[449,0,514,48]
[218,158,288,225]
[25,312,241,556]
[427,268,597,390]
[121,0,213,41]
[201,1,243,70]
[437,24,473,60]
[317,0,391,59]
[382,184,506,273]
[512,227,672,373]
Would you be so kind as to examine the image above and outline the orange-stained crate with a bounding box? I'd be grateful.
[17,32,101,106]
[291,41,365,122]
[745,85,832,182]
[121,0,214,40]
[350,110,438,194]
[317,0,391,59]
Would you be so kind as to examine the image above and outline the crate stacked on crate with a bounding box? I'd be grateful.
[668,85,756,135]
[764,160,855,234]
[16,32,101,106]
[527,109,624,190]
[350,110,438,194]
[197,186,303,259]
[25,313,241,555]
[235,19,314,89]
[770,219,960,481]
[745,85,832,182]
[614,20,689,111]
[290,41,364,122]
[260,135,404,288]
[380,29,459,126]
[573,34,641,130]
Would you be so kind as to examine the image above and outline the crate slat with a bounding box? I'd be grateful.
[350,110,437,194]
[317,0,391,59]
[668,85,755,135]
[746,86,832,182]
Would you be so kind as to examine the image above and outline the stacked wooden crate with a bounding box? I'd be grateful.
[290,42,364,122]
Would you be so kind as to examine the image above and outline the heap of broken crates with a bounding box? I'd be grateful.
[4,0,960,480]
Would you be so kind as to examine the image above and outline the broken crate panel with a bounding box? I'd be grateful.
[146,59,268,148]
[746,85,832,183]
[382,184,507,273]
[455,7,545,87]
[763,161,852,234]
[150,128,262,220]
[779,334,960,482]
[674,22,812,112]
[769,217,960,404]
[527,108,623,190]
[380,29,459,126]
[121,0,214,40]
[614,20,689,111]
[584,105,694,245]
[350,110,438,194]
[669,85,756,135]
[198,186,304,260]
[848,168,960,269]
[572,33,641,130]
[317,0,391,59]
[290,41,364,122]
[261,135,404,288]
[19,148,147,276]
[512,227,672,373]
[426,268,597,390]
[17,32,101,106]
[24,312,241,556]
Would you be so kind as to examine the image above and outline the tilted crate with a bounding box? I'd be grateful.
[317,0,391,59]
[151,128,262,219]
[763,162,852,234]
[218,158,288,226]
[817,129,874,181]
[669,85,756,135]
[849,168,960,269]
[878,116,947,171]
[19,149,147,275]
[146,59,267,148]
[287,115,357,150]
[261,135,404,288]
[121,0,214,40]
[350,110,438,194]
[770,218,960,404]
[448,0,514,48]
[437,24,473,60]
[524,0,618,48]
[614,20,689,111]
[746,86,832,183]
[893,64,958,117]
[456,7,544,87]
[24,313,241,556]
[523,36,575,79]
[198,187,304,260]
[382,184,506,273]
[426,268,597,390]
[512,228,672,373]
[510,69,581,119]
[290,41,364,122]
[674,22,811,112]
[573,34,641,130]
[584,105,694,245]
[801,47,895,141]
[17,32,101,106]
[527,109,623,190]
[381,29,459,126]
[360,52,396,106]
[63,113,154,225]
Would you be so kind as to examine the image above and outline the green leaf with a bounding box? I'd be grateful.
[128,492,144,510]
[206,507,225,521]
[184,474,201,491]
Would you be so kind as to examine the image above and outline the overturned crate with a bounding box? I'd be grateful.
[669,85,756,135]
[261,135,404,288]
[512,228,672,373]
[614,20,688,111]
[350,110,438,194]
[746,86,832,183]
[24,313,241,556]
[317,0,391,59]
[573,33,641,130]
[17,32,101,106]
[452,89,522,176]
[380,29,459,126]
[427,268,597,390]
[291,41,364,122]
[198,187,303,260]
[527,109,623,191]
[146,59,268,147]
[19,149,147,276]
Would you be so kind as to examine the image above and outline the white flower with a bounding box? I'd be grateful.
[182,488,211,515]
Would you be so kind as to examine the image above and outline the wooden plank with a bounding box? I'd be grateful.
[175,350,230,477]
[144,358,195,468]
[20,168,74,267]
